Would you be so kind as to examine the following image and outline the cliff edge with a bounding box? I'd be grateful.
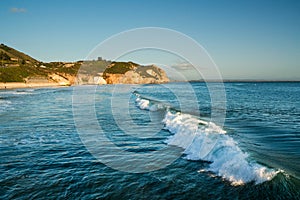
[0,44,169,88]
[103,62,169,84]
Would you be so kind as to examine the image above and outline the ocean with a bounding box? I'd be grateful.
[0,82,299,199]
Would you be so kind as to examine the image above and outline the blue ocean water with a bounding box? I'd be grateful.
[0,82,299,199]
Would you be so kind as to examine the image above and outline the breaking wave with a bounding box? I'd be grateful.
[134,93,282,186]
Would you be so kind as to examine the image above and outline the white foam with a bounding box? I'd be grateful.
[0,90,33,95]
[13,91,33,95]
[135,95,280,185]
[135,96,165,112]
[163,111,279,185]
[136,97,150,110]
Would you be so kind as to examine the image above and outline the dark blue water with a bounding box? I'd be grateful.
[0,82,299,199]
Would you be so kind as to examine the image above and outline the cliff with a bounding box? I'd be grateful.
[103,62,169,84]
[0,44,169,88]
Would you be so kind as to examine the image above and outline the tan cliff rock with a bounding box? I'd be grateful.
[0,43,170,87]
[48,73,73,85]
[75,74,107,85]
[103,62,169,84]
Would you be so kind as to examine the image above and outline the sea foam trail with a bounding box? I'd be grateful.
[135,95,280,185]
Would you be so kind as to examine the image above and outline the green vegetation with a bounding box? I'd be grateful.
[0,44,159,83]
[0,43,39,64]
[104,61,137,74]
[0,51,10,61]
[42,62,81,75]
[0,44,85,82]
[0,66,28,82]
[0,64,49,82]
[79,60,111,75]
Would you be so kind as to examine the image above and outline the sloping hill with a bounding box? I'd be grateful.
[0,44,39,64]
[0,44,169,86]
[103,61,169,84]
[0,44,81,83]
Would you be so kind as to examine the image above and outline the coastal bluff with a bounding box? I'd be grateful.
[0,44,169,89]
[102,62,169,84]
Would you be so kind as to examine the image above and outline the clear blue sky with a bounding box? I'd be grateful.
[0,0,299,80]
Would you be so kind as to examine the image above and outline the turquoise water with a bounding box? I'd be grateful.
[0,82,299,199]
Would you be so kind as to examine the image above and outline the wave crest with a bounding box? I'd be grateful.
[135,94,281,185]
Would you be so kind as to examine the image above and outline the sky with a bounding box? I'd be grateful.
[0,0,299,80]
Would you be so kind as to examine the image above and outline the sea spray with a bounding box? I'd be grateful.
[135,95,167,112]
[135,94,280,185]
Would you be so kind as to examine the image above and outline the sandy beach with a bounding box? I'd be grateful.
[0,82,70,90]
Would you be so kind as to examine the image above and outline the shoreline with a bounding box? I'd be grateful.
[1,80,299,90]
[0,82,70,90]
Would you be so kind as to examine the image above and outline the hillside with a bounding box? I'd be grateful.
[0,44,169,87]
[103,62,169,84]
[0,44,83,83]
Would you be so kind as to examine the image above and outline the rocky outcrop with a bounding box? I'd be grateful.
[103,62,169,84]
[48,73,72,85]
[75,74,107,85]
[24,73,75,86]
[0,44,170,86]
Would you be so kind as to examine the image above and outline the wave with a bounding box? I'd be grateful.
[0,99,12,113]
[0,89,34,95]
[13,89,36,95]
[134,94,282,186]
[135,95,168,112]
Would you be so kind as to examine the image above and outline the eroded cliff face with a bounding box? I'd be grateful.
[0,44,170,86]
[103,62,169,84]
[22,73,75,86]
[45,61,169,86]
[48,73,75,85]
[75,74,106,85]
